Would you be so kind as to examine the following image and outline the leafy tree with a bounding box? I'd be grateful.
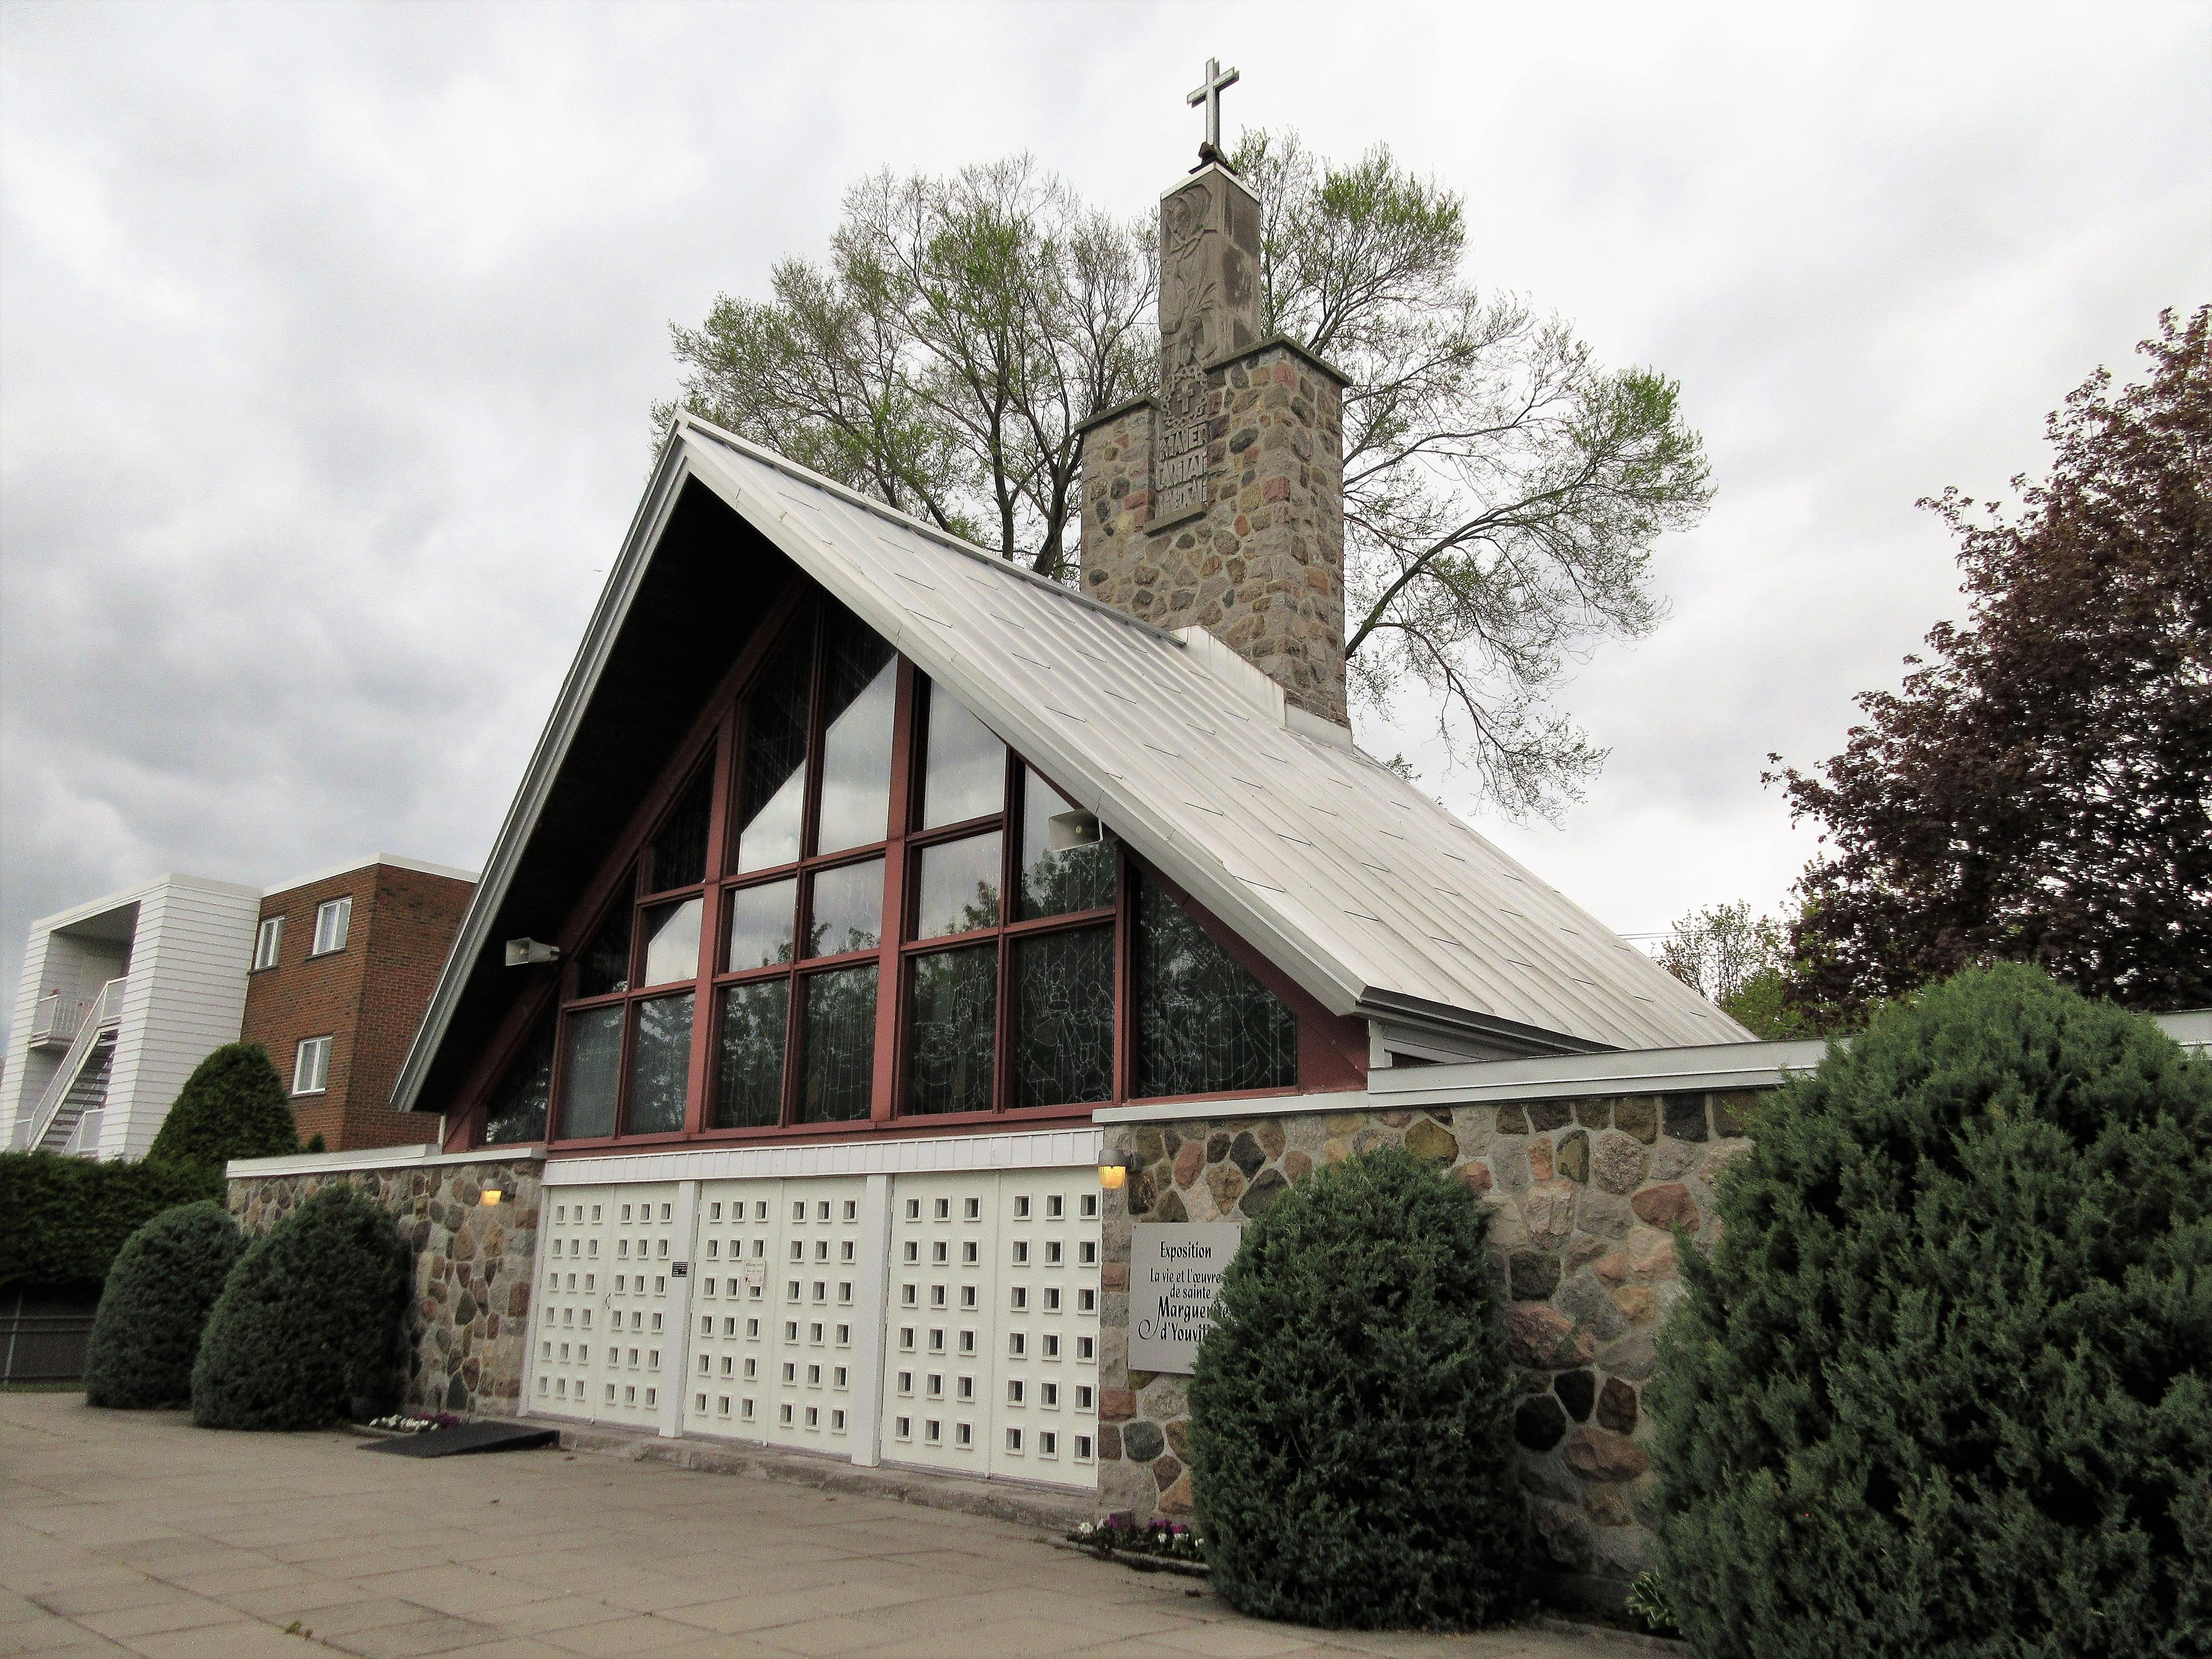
[1655,901,1818,1040]
[192,1183,408,1431]
[1188,1146,1523,1628]
[1772,309,2211,1023]
[146,1043,298,1172]
[662,134,1711,819]
[1649,964,2212,1659]
[84,1201,242,1409]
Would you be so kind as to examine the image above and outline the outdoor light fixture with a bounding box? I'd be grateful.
[1047,808,1103,853]
[505,937,562,967]
[480,1188,502,1207]
[1097,1154,1138,1191]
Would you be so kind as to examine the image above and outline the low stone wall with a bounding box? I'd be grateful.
[1097,1090,1763,1606]
[227,1154,544,1418]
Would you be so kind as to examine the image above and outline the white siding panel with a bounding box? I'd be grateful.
[101,880,260,1160]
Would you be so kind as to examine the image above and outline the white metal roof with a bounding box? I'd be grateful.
[676,419,1744,1053]
[391,416,1745,1113]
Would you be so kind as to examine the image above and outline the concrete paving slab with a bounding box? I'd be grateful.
[1,1391,1637,1659]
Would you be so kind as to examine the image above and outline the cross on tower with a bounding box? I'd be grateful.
[1188,57,1240,158]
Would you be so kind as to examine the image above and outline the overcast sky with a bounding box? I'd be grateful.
[3,1,2206,1043]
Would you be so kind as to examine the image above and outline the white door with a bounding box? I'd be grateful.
[529,1181,682,1430]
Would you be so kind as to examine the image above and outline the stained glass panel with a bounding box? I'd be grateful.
[576,893,632,998]
[799,966,877,1123]
[1012,926,1114,1109]
[1135,877,1297,1097]
[806,858,883,958]
[921,683,1006,829]
[482,1016,553,1144]
[907,946,997,1116]
[639,897,702,987]
[813,606,898,854]
[559,1005,623,1138]
[914,832,1001,939]
[650,767,713,892]
[624,992,694,1134]
[737,629,812,873]
[1016,767,1116,919]
[725,878,797,971]
[714,980,789,1128]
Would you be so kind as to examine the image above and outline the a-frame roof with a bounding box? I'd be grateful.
[392,416,1745,1115]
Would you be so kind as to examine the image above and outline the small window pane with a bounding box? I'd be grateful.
[560,1005,624,1138]
[737,630,812,873]
[806,858,883,959]
[921,684,1007,829]
[907,945,997,1116]
[639,897,702,987]
[1135,876,1297,1097]
[714,980,789,1128]
[483,1016,554,1144]
[799,967,877,1123]
[625,993,694,1134]
[1013,926,1115,1109]
[813,605,898,855]
[913,832,1001,940]
[650,768,713,892]
[576,892,633,998]
[726,879,797,971]
[1017,767,1116,919]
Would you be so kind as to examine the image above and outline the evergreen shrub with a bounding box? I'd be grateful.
[1188,1145,1523,1628]
[0,1152,224,1291]
[192,1183,409,1430]
[146,1043,298,1172]
[83,1201,243,1408]
[1650,964,2212,1658]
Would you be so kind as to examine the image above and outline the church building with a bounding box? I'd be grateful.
[233,74,1779,1609]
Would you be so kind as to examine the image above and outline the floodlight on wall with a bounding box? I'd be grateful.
[505,938,562,967]
[1097,1153,1138,1191]
[1047,809,1102,853]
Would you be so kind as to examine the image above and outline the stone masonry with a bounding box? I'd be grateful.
[1078,162,1351,727]
[228,1154,543,1418]
[1096,1089,1766,1607]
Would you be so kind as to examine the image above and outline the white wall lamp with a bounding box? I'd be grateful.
[505,938,561,967]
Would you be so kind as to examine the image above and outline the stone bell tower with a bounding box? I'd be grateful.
[1077,60,1350,728]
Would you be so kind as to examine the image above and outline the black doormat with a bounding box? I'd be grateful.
[359,1421,559,1458]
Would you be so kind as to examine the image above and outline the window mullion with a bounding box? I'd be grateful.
[869,660,920,1124]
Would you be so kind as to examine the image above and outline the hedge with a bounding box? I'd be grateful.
[1649,964,2212,1658]
[1188,1144,1524,1628]
[0,1152,224,1291]
[84,1201,243,1408]
[192,1182,409,1430]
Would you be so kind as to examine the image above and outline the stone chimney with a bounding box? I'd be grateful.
[1078,158,1350,728]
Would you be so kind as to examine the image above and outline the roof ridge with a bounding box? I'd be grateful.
[675,412,1187,649]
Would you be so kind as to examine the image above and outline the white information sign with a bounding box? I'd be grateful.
[1129,1222,1243,1374]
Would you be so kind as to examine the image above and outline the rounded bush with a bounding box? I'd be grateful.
[1188,1144,1524,1628]
[84,1200,243,1409]
[191,1183,409,1431]
[147,1043,298,1173]
[1650,964,2212,1658]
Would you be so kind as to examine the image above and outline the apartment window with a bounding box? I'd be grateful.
[251,915,283,971]
[293,1035,332,1096]
[310,896,352,956]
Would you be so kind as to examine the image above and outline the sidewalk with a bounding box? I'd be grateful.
[1,1391,1639,1659]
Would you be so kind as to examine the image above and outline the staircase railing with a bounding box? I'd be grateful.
[18,978,125,1153]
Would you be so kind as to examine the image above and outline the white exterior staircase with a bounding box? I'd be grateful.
[19,979,125,1156]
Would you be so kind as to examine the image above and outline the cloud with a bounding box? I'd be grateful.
[2,1,2206,1044]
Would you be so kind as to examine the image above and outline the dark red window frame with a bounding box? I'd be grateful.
[454,593,1365,1153]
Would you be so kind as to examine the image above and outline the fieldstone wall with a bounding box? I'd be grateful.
[1097,1091,1763,1604]
[1080,339,1350,726]
[228,1156,544,1418]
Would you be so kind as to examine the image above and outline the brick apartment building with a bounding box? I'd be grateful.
[241,857,475,1150]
